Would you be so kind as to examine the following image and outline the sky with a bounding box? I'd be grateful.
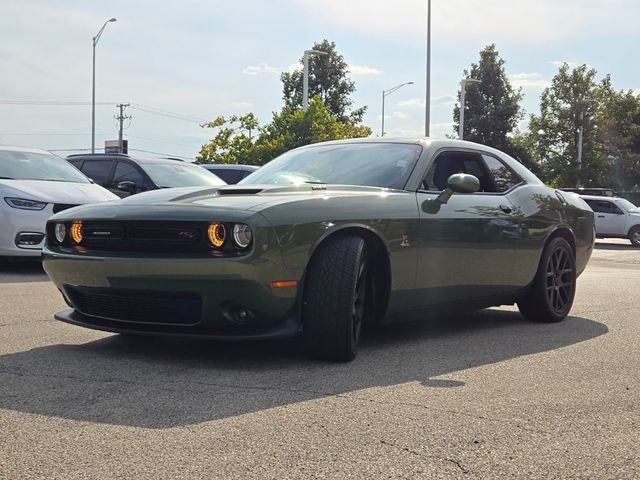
[0,0,638,160]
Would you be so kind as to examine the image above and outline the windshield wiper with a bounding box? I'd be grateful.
[0,176,14,179]
[303,181,328,184]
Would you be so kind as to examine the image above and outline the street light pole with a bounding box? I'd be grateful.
[302,49,328,109]
[458,78,481,140]
[92,17,117,153]
[425,0,431,137]
[381,82,414,137]
[576,98,594,187]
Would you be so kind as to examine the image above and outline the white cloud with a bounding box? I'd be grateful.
[348,64,382,75]
[398,98,425,108]
[510,73,550,89]
[288,63,302,73]
[552,60,580,69]
[392,111,409,120]
[242,63,279,76]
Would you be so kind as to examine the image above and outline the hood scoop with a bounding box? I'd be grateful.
[217,188,263,195]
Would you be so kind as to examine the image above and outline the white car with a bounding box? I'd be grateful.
[581,194,640,247]
[1,145,118,260]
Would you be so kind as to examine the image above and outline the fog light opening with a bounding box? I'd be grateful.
[224,303,254,325]
[15,232,45,247]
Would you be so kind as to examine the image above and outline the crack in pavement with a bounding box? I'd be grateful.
[379,439,471,475]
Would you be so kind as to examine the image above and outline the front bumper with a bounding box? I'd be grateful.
[0,203,52,257]
[43,247,303,339]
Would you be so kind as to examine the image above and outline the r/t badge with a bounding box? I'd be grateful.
[400,235,410,247]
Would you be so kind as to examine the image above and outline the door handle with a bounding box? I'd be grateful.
[499,204,512,214]
[597,215,605,218]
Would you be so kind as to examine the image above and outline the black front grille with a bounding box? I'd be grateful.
[78,221,214,253]
[65,286,202,325]
[53,204,79,213]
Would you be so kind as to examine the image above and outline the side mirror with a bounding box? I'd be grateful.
[423,173,481,214]
[117,181,136,194]
[447,173,480,193]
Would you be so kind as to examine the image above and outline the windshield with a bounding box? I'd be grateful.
[617,198,639,212]
[0,149,90,183]
[240,143,422,189]
[144,163,226,188]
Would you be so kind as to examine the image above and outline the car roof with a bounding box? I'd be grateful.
[66,154,197,166]
[201,164,258,171]
[580,195,626,201]
[0,144,56,155]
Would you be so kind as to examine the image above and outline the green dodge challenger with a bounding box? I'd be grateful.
[43,139,595,361]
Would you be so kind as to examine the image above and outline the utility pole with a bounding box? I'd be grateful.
[458,78,481,140]
[115,103,131,153]
[425,0,431,137]
[302,49,328,109]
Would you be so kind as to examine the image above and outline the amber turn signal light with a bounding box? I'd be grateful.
[208,222,226,248]
[71,221,83,244]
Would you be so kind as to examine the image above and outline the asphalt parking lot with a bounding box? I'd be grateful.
[1,240,638,479]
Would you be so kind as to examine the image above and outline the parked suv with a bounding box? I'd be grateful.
[67,154,225,197]
[200,164,258,184]
[581,195,640,247]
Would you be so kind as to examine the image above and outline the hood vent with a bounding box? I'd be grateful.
[217,188,263,195]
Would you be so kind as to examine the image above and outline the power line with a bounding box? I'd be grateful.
[128,148,195,160]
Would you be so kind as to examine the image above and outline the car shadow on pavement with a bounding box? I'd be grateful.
[0,259,48,283]
[0,310,607,428]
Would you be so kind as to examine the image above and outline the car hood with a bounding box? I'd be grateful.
[0,179,118,204]
[49,184,402,221]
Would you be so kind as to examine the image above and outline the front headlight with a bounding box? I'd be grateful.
[54,223,67,243]
[4,197,47,210]
[233,224,253,249]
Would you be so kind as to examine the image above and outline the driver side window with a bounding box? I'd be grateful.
[422,151,522,193]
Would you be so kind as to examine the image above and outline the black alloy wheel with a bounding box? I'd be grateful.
[629,226,640,248]
[518,237,576,323]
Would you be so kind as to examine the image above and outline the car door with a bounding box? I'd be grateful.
[586,199,626,235]
[415,149,523,304]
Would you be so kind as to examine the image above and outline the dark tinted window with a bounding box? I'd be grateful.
[423,151,493,191]
[68,159,83,168]
[585,200,623,214]
[80,160,113,187]
[113,161,145,191]
[482,154,522,192]
[211,169,240,184]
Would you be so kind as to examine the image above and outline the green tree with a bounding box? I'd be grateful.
[257,96,371,161]
[453,44,523,152]
[197,113,260,164]
[197,98,371,166]
[281,39,366,124]
[528,64,608,187]
[596,84,640,190]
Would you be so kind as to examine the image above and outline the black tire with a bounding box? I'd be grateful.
[518,237,576,323]
[629,226,640,248]
[302,235,369,361]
